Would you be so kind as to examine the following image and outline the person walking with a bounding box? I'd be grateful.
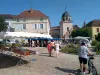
[47,41,52,56]
[32,40,35,48]
[50,40,55,51]
[55,41,60,58]
[78,42,91,74]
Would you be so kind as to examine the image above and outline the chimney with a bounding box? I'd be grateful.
[30,8,33,13]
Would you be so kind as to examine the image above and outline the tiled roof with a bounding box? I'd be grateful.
[0,14,14,19]
[50,26,60,30]
[0,9,48,19]
[15,9,48,18]
[87,20,100,27]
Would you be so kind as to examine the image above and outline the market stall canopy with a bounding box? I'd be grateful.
[74,36,90,43]
[0,32,52,39]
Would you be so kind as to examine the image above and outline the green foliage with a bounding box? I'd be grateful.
[95,42,100,55]
[12,43,20,47]
[96,51,100,55]
[60,44,78,54]
[0,43,6,49]
[91,40,98,46]
[21,40,25,43]
[95,33,100,42]
[0,17,8,32]
[71,28,92,38]
[95,43,100,51]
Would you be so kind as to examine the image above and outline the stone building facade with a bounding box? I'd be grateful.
[0,8,51,35]
[50,10,73,38]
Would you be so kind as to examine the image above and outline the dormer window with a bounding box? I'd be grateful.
[40,18,43,21]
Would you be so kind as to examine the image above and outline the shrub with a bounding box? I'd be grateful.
[60,44,78,55]
[95,42,100,55]
[91,40,98,46]
[0,43,6,49]
[96,51,100,55]
[12,43,20,48]
[68,43,75,48]
[95,33,100,42]
[95,42,100,51]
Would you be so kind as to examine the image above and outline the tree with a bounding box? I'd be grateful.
[95,33,100,41]
[71,28,92,38]
[0,16,8,32]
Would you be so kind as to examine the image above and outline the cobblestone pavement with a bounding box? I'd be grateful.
[0,47,100,75]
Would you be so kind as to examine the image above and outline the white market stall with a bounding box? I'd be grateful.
[74,36,91,47]
[74,36,90,43]
[0,32,52,39]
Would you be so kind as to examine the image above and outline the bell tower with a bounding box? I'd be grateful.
[60,7,73,38]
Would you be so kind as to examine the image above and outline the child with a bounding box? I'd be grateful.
[55,41,60,58]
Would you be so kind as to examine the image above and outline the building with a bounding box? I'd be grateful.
[50,26,60,38]
[0,14,15,32]
[73,25,80,30]
[0,8,51,34]
[50,10,73,38]
[86,20,100,40]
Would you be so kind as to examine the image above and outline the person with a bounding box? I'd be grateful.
[32,40,35,48]
[78,42,91,74]
[55,41,60,58]
[44,41,47,47]
[50,40,55,51]
[47,41,52,56]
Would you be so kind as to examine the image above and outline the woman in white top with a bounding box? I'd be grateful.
[55,41,60,58]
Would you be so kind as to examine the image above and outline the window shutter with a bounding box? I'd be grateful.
[32,24,35,29]
[43,24,45,29]
[38,24,40,29]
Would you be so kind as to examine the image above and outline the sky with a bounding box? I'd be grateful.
[0,0,100,27]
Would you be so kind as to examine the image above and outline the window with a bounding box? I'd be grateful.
[40,24,43,29]
[32,24,37,29]
[35,24,37,29]
[40,18,43,21]
[97,28,99,32]
[67,27,69,31]
[15,25,21,30]
[23,24,26,29]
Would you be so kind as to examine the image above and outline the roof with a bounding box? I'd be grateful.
[87,20,100,27]
[0,9,48,19]
[62,11,70,18]
[15,9,48,18]
[73,25,80,29]
[50,26,60,30]
[0,14,14,19]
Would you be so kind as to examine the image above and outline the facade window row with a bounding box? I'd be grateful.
[32,24,44,29]
[14,24,45,30]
